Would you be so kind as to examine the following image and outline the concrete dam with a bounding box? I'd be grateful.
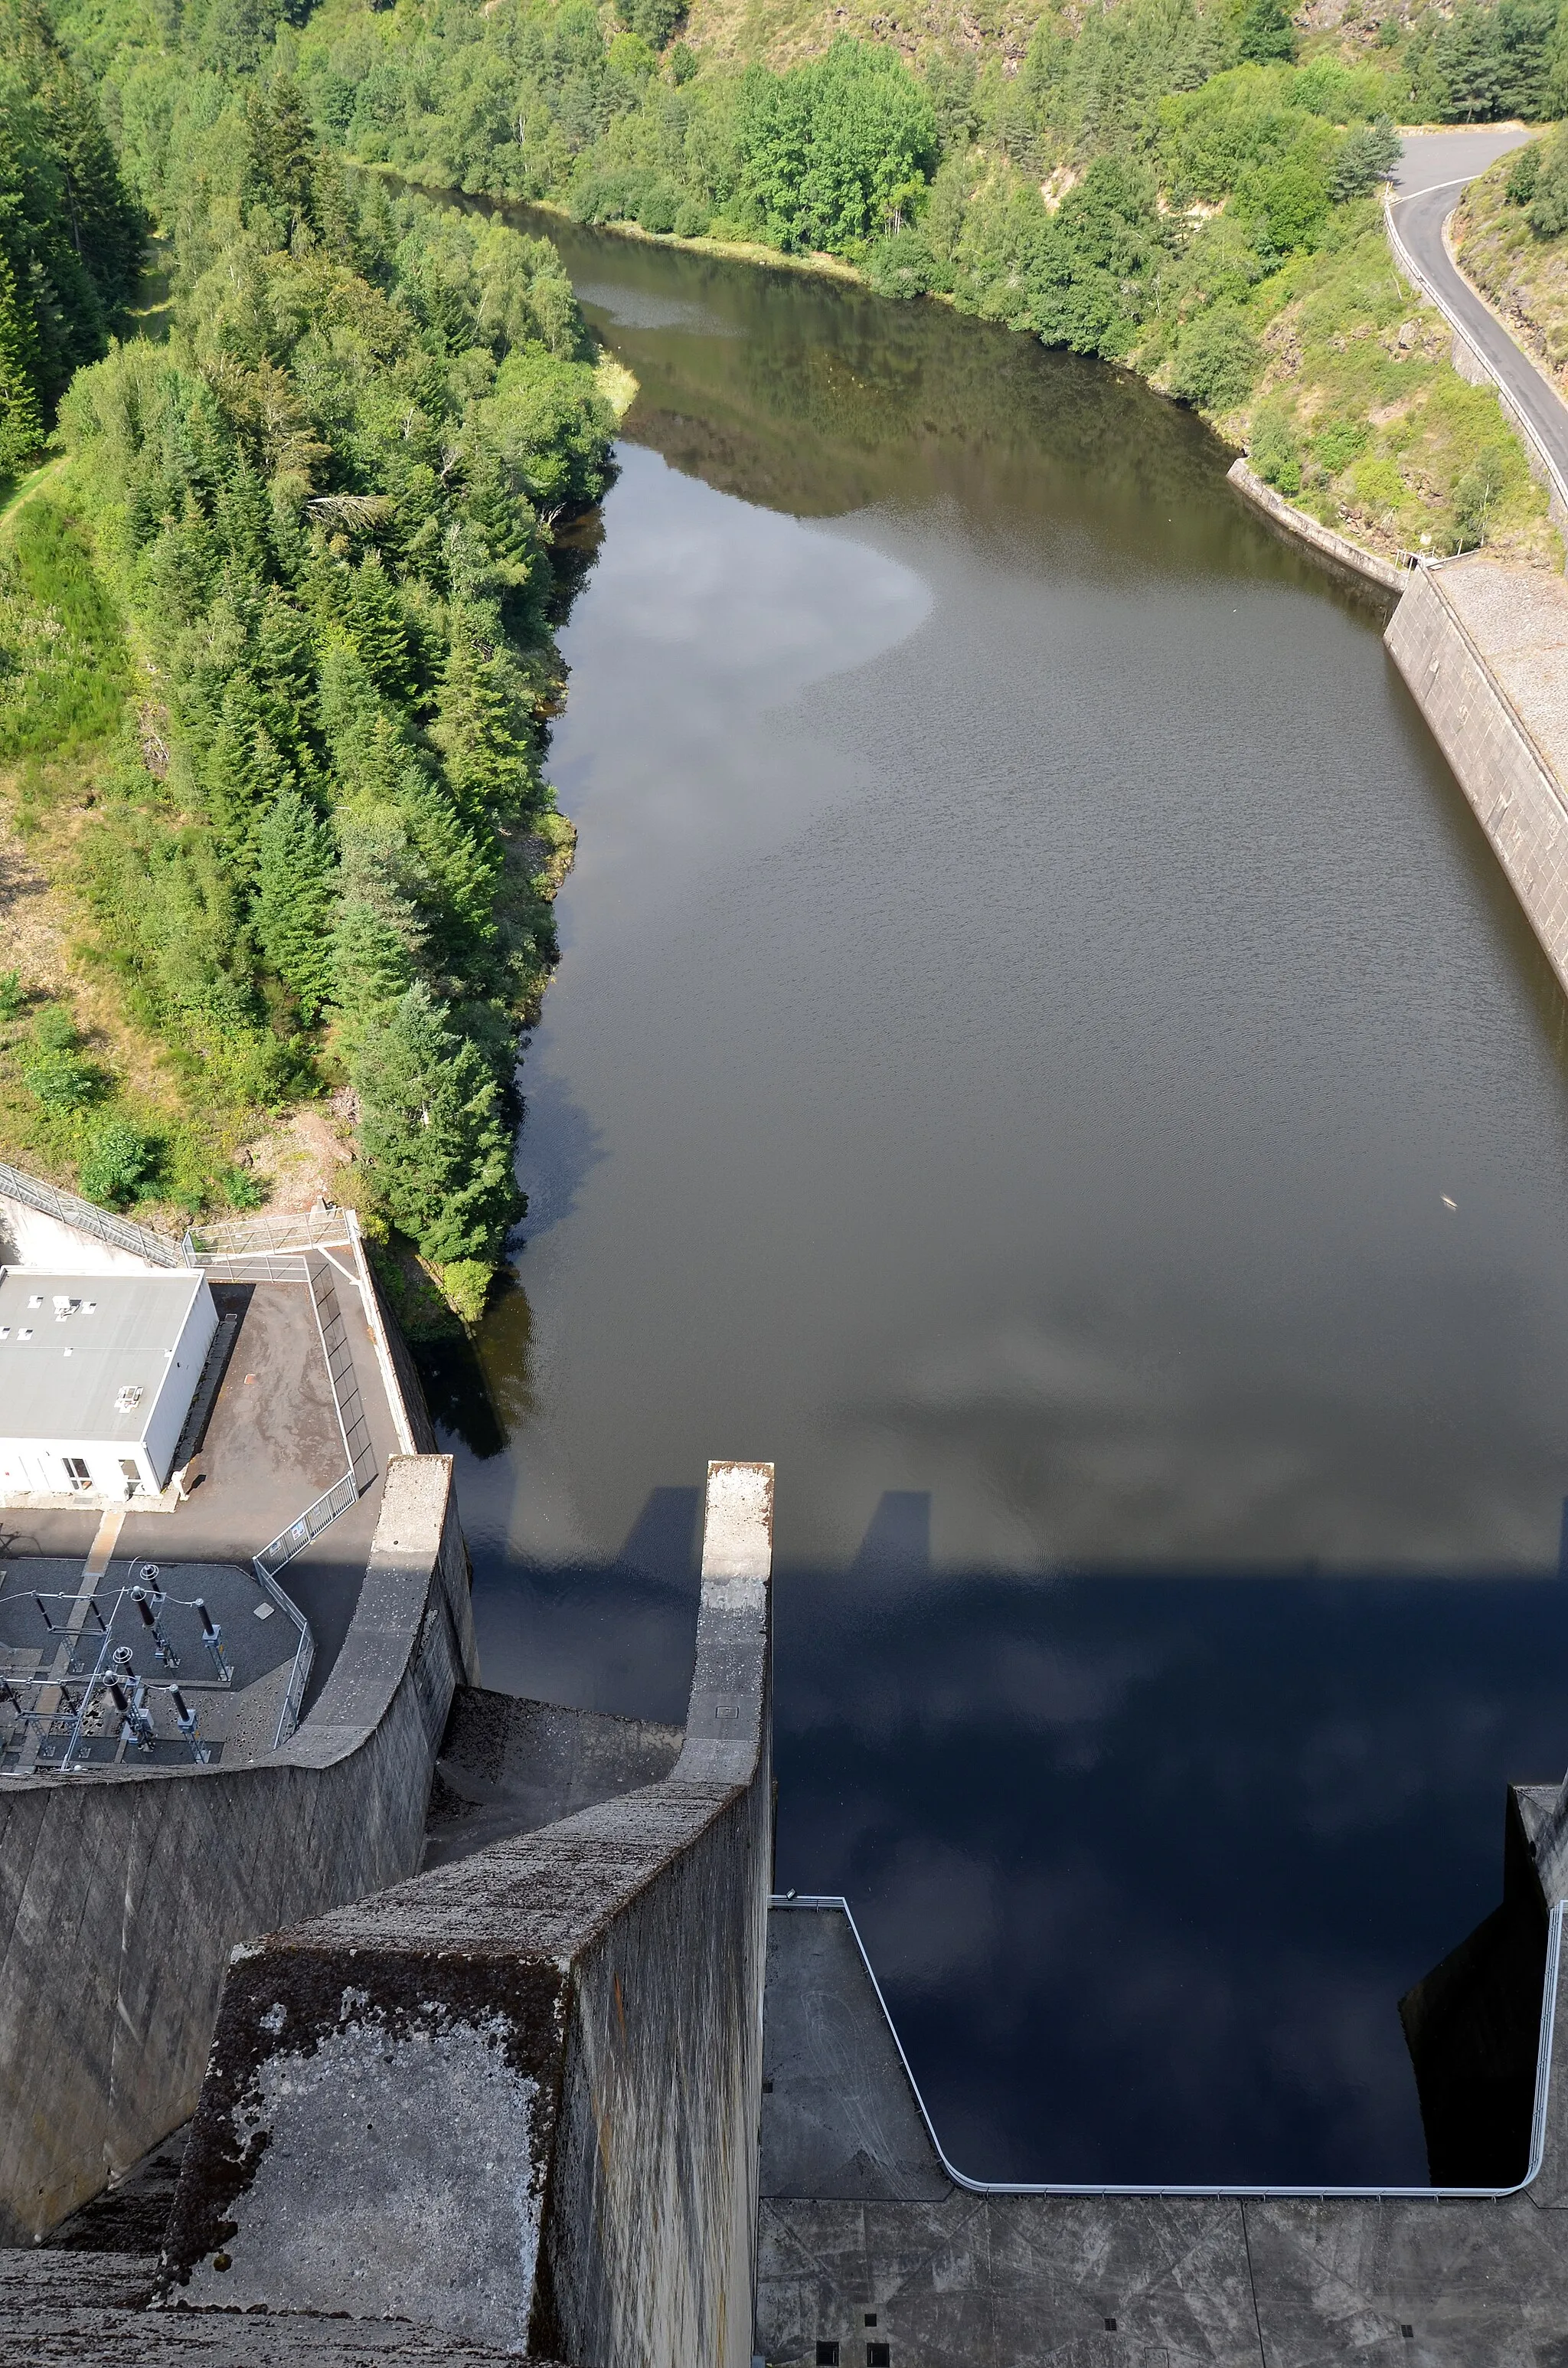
[0,1145,1566,2361]
[8,487,1568,2357]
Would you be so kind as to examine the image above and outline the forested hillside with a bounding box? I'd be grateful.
[125,0,1550,565]
[0,1,615,1316]
[0,0,1561,1308]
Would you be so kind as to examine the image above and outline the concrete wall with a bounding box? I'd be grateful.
[1387,562,1568,999]
[160,1460,776,2368]
[423,1688,685,1868]
[0,1454,479,2243]
[1227,457,1409,593]
[0,1202,163,1275]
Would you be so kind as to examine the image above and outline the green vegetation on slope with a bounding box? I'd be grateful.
[1455,127,1568,399]
[128,0,1542,565]
[0,0,145,476]
[0,23,614,1305]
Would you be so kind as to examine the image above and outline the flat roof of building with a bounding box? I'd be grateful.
[0,1268,207,1447]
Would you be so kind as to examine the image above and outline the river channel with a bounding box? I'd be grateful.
[435,218,1568,2184]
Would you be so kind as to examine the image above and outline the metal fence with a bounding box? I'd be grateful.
[250,1550,325,1751]
[306,1255,377,1496]
[254,1473,359,1585]
[188,1208,354,1260]
[1383,185,1568,535]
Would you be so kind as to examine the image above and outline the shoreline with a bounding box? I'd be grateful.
[383,161,1468,599]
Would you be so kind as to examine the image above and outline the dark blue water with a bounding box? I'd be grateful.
[426,218,1568,2186]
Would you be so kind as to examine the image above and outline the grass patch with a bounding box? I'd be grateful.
[0,496,129,759]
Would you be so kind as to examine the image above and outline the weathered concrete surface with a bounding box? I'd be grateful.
[0,2249,558,2362]
[756,1898,1568,2366]
[423,1685,684,1868]
[160,1460,774,2368]
[1387,558,1568,999]
[0,1457,478,2242]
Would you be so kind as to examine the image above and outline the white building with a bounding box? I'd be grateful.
[0,1268,218,1499]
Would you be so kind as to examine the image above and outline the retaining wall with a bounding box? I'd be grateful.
[1227,458,1409,594]
[0,1455,479,2242]
[1385,562,1568,998]
[160,1460,776,2368]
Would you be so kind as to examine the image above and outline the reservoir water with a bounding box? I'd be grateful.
[439,219,1568,2184]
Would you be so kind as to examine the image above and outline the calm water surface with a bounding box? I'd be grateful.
[437,220,1568,2183]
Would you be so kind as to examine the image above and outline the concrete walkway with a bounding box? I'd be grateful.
[1390,128,1568,496]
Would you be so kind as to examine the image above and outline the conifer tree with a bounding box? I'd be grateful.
[254,790,338,1020]
[433,610,534,820]
[353,983,521,1266]
[331,895,416,1042]
[0,250,42,477]
[347,554,414,701]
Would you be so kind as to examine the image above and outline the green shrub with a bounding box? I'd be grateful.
[864,229,946,297]
[636,182,682,234]
[1507,141,1543,204]
[435,1256,494,1325]
[673,195,711,237]
[80,1118,162,1209]
[1527,130,1568,238]
[1238,0,1297,65]
[616,0,684,50]
[1315,418,1370,473]
[0,501,128,759]
[0,972,24,1022]
[221,1163,266,1209]
[1170,303,1262,412]
[1251,407,1302,492]
[1450,443,1511,548]
[1329,119,1400,203]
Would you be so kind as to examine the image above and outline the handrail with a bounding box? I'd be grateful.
[189,1207,354,1257]
[0,1163,189,1269]
[771,1891,1566,2202]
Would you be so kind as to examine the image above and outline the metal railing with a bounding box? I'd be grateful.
[188,1208,354,1260]
[773,1892,1566,2203]
[254,1473,359,1586]
[0,1163,189,1270]
[306,1254,377,1495]
[250,1553,323,1751]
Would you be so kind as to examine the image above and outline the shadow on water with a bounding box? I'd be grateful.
[462,1484,1568,2193]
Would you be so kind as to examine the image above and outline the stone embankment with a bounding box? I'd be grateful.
[1227,459,1411,594]
[1386,555,1568,999]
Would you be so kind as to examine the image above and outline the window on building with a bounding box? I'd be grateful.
[867,2347,890,2367]
[815,2345,839,2366]
[64,1457,91,1491]
[119,1460,142,1494]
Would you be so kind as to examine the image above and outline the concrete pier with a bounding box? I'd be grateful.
[158,1460,775,2367]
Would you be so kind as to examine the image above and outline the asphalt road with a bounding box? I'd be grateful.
[1390,126,1568,498]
